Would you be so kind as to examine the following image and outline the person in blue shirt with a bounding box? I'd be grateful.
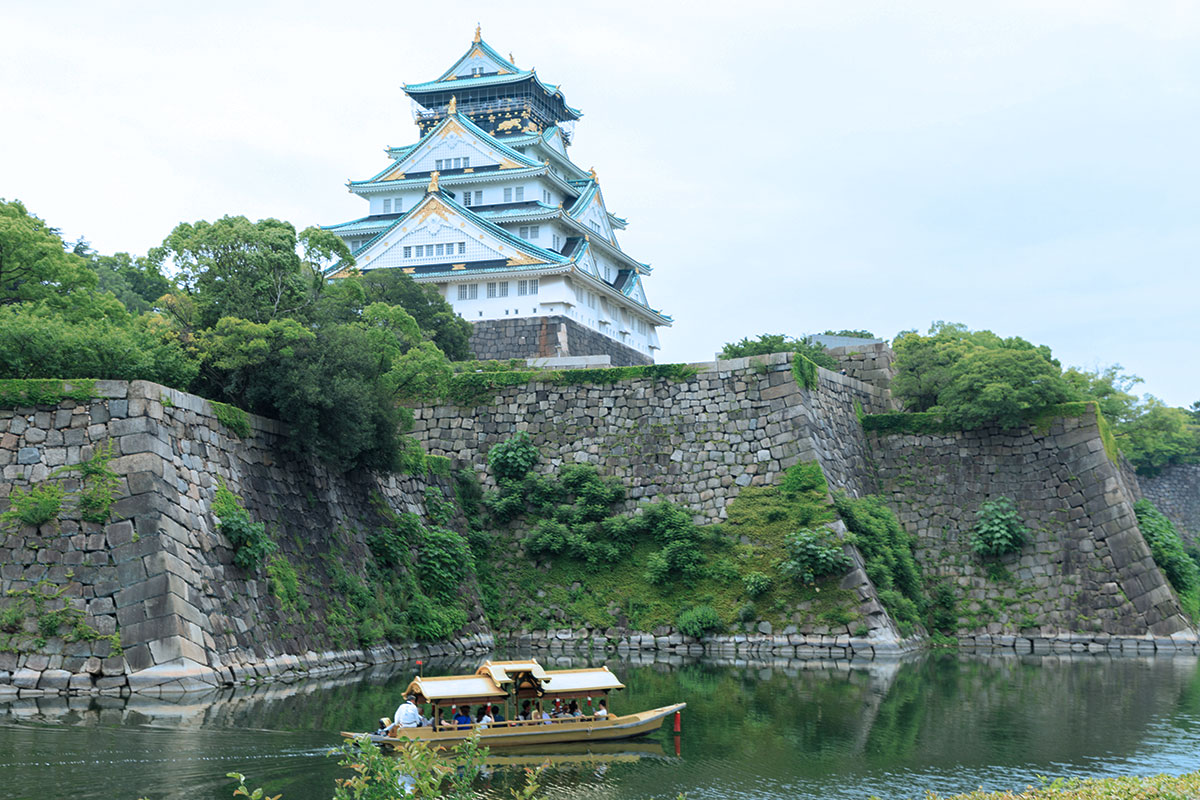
[453,705,473,729]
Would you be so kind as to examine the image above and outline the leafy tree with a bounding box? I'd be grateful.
[155,216,323,329]
[338,268,473,360]
[719,333,838,369]
[81,250,174,313]
[1063,365,1142,426]
[1117,402,1200,476]
[0,199,97,305]
[891,322,1073,429]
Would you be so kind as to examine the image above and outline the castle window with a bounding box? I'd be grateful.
[458,242,466,254]
[435,243,444,256]
[543,189,551,204]
[497,281,509,297]
[515,187,524,201]
[463,157,470,168]
[504,188,512,202]
[415,245,424,257]
[463,192,472,206]
[394,197,402,212]
[435,160,443,171]
[553,234,561,250]
[517,280,528,296]
[458,283,478,300]
[403,246,412,258]
[487,282,497,298]
[528,279,538,295]
[383,199,392,213]
[474,191,483,204]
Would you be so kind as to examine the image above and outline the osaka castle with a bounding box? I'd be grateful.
[323,27,669,366]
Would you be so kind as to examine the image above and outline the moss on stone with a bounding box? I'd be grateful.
[0,378,96,408]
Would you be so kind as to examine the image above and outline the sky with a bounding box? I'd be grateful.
[2,1,1197,406]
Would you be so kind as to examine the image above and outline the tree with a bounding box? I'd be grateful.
[0,199,96,305]
[719,333,838,369]
[82,250,174,314]
[1063,365,1143,426]
[154,216,318,329]
[354,268,473,360]
[936,347,1075,430]
[1116,401,1200,476]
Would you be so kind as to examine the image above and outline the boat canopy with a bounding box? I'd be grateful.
[475,659,550,685]
[405,674,508,706]
[526,667,625,700]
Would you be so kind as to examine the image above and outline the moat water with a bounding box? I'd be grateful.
[4,651,1200,800]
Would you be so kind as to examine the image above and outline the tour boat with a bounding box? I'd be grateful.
[341,659,685,749]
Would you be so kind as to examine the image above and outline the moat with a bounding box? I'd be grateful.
[3,652,1200,800]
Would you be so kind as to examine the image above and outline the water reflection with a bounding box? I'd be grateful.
[1,652,1199,800]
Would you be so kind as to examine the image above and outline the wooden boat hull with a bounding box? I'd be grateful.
[341,702,686,749]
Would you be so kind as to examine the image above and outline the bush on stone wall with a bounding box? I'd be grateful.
[211,481,276,570]
[676,604,724,638]
[1134,499,1200,618]
[969,497,1028,557]
[487,431,540,482]
[777,528,849,585]
[834,493,925,636]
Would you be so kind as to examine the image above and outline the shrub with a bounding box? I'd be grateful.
[737,601,758,623]
[676,604,723,638]
[266,555,305,612]
[1134,499,1199,595]
[70,439,121,524]
[211,481,276,570]
[743,571,772,598]
[969,497,1028,557]
[834,494,923,614]
[367,525,407,567]
[416,525,471,600]
[778,527,849,584]
[1,482,65,529]
[487,431,540,481]
[927,581,959,634]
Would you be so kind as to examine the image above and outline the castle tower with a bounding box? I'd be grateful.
[323,27,669,365]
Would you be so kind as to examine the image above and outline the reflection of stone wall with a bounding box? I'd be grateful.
[469,315,653,366]
[1142,464,1200,542]
[869,408,1191,639]
[1,381,490,697]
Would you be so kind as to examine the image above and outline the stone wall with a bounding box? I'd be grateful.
[827,341,897,399]
[1142,464,1200,542]
[469,315,653,366]
[1,381,491,697]
[413,353,891,519]
[868,408,1193,640]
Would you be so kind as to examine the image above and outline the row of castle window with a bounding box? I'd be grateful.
[456,279,539,300]
[382,198,403,213]
[518,225,540,240]
[434,157,470,171]
[504,187,525,202]
[404,242,466,258]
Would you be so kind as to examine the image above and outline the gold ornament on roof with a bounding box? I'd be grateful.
[428,171,440,192]
[447,95,457,114]
[509,52,516,65]
[473,24,481,43]
[588,166,598,182]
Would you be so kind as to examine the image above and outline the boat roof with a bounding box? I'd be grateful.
[539,667,625,696]
[404,674,508,703]
[476,659,551,684]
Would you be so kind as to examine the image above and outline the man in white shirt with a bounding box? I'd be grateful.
[394,694,423,728]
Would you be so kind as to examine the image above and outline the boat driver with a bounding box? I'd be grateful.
[394,694,424,728]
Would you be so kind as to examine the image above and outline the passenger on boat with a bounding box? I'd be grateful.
[374,717,392,735]
[453,705,473,729]
[567,701,582,717]
[475,705,493,729]
[595,699,609,719]
[518,700,532,721]
[394,694,424,728]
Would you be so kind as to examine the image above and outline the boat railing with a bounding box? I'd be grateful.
[431,714,609,732]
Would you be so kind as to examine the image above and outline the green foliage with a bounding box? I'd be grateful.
[211,481,276,570]
[1,482,64,529]
[0,580,121,656]
[266,555,305,613]
[719,333,839,369]
[416,525,471,600]
[822,329,876,339]
[0,301,199,389]
[969,497,1028,557]
[1134,499,1199,597]
[861,411,957,435]
[834,493,924,632]
[423,486,456,526]
[742,571,772,598]
[791,354,819,390]
[68,439,121,524]
[211,401,252,438]
[425,455,453,477]
[891,322,1074,429]
[1117,401,1200,476]
[778,528,850,584]
[0,379,95,408]
[487,431,540,482]
[676,604,724,638]
[81,250,173,314]
[0,199,97,305]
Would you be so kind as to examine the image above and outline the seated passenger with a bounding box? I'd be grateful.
[454,705,473,729]
[567,700,582,718]
[518,701,533,721]
[476,706,493,729]
[374,717,393,735]
[394,694,423,728]
[595,699,609,719]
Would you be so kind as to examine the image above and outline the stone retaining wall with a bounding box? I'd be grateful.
[1,381,490,697]
[1142,464,1200,542]
[868,408,1193,640]
[827,341,897,398]
[469,316,653,366]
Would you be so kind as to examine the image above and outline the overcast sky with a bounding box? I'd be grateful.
[2,1,1197,406]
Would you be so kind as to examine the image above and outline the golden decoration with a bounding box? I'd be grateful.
[463,167,474,173]
[448,95,457,114]
[588,166,598,181]
[506,254,545,266]
[428,171,440,192]
[509,52,515,65]
[381,165,407,181]
[496,118,523,132]
[402,267,415,274]
[451,264,467,270]
[474,23,481,43]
